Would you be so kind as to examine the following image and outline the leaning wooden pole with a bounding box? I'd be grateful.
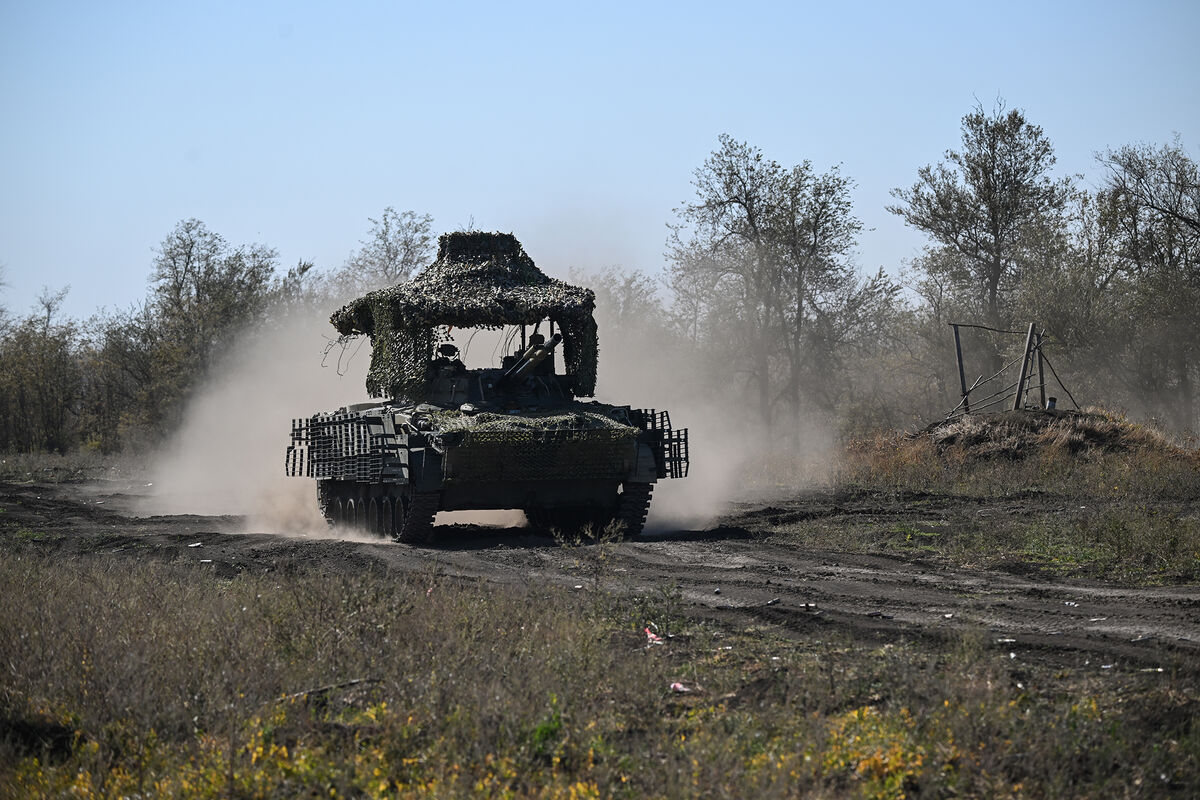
[1035,330,1047,410]
[952,323,970,413]
[1013,322,1037,411]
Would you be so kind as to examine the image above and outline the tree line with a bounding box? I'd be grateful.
[629,103,1198,439]
[0,209,434,453]
[1,102,1196,454]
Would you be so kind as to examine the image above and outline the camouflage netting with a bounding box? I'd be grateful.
[430,408,637,436]
[433,408,639,483]
[331,231,598,399]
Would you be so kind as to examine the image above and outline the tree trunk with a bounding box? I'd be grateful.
[756,346,772,431]
[790,272,805,449]
[1177,348,1195,432]
[986,258,1005,374]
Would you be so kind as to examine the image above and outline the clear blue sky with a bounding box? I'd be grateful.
[2,0,1197,320]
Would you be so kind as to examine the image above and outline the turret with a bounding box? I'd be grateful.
[499,332,562,390]
[329,232,598,401]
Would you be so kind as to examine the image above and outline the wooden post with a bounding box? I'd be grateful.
[1013,322,1037,411]
[1036,330,1047,410]
[952,324,970,413]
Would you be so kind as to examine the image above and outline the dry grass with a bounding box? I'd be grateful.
[0,451,143,484]
[776,500,1200,584]
[1,555,1198,798]
[841,408,1200,500]
[2,409,1198,796]
[926,407,1192,458]
[790,408,1200,584]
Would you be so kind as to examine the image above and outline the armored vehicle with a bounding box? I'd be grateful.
[285,231,688,543]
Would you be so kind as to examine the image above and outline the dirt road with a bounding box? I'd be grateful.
[4,479,1198,674]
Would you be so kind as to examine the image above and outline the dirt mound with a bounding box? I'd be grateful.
[923,408,1189,459]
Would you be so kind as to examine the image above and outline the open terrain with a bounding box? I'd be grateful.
[2,420,1199,798]
[2,478,1199,675]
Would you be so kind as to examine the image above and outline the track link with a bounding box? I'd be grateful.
[395,490,440,545]
[316,481,338,526]
[615,482,653,539]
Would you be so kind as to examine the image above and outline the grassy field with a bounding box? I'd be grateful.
[1,556,1197,799]
[820,411,1200,586]
[2,410,1199,798]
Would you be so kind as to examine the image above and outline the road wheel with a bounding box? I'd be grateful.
[367,497,383,537]
[380,496,397,537]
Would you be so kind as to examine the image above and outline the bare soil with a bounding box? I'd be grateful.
[4,479,1199,676]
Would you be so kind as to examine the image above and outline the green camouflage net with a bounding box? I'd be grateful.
[330,232,599,398]
[442,432,637,482]
[431,405,638,482]
[431,408,638,436]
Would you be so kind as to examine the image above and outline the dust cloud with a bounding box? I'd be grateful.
[140,311,532,538]
[587,306,837,533]
[142,274,833,539]
[138,311,373,538]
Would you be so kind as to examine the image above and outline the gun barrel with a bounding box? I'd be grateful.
[501,332,562,386]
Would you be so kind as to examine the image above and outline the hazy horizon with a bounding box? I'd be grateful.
[2,0,1198,320]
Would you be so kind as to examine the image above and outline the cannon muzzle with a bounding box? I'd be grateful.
[500,332,562,388]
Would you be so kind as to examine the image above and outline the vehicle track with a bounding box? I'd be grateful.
[4,479,1198,673]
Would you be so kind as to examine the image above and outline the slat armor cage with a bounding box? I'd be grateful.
[287,408,690,485]
[630,408,690,480]
[286,413,401,483]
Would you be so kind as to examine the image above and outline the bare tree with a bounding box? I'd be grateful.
[148,218,277,425]
[669,136,790,427]
[1098,141,1200,429]
[773,164,866,422]
[151,218,276,361]
[1101,138,1200,234]
[579,266,665,331]
[0,287,82,452]
[340,208,435,293]
[80,301,160,451]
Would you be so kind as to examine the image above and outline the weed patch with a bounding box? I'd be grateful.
[821,409,1200,583]
[1,554,1197,797]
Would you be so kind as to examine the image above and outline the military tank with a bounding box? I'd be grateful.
[285,231,688,543]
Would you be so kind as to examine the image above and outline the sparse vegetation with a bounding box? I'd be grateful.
[1,411,1198,795]
[2,554,1196,799]
[778,409,1200,583]
[841,408,1200,499]
[0,451,136,485]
